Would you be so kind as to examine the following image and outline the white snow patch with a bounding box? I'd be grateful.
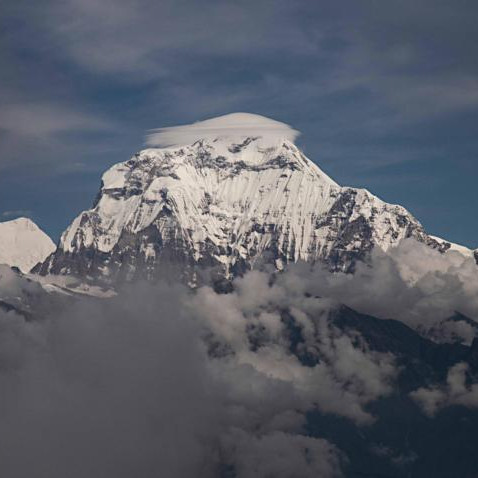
[0,218,56,272]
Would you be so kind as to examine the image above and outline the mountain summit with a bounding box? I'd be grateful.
[37,113,463,284]
[0,217,55,273]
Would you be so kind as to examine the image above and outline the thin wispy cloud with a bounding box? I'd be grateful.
[146,113,300,147]
[1,210,33,219]
[0,103,112,138]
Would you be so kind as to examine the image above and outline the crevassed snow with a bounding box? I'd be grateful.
[60,138,341,257]
[0,218,56,272]
[53,131,428,277]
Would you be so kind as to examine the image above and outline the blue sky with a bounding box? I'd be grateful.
[1,0,477,247]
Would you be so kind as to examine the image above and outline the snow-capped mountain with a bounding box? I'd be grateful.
[0,217,56,273]
[36,113,465,284]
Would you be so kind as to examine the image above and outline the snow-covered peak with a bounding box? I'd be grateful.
[146,112,300,148]
[102,136,338,194]
[38,121,438,286]
[37,112,468,285]
[0,217,56,272]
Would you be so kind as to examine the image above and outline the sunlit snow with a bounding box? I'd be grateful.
[0,218,55,272]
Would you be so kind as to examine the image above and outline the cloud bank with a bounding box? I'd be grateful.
[0,276,353,478]
[192,270,398,426]
[0,282,220,478]
[283,239,478,344]
[2,236,478,476]
[145,112,300,147]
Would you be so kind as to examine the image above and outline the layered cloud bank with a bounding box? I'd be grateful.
[192,270,397,426]
[1,233,478,477]
[0,264,404,478]
[0,277,348,478]
[146,113,300,147]
[285,239,478,344]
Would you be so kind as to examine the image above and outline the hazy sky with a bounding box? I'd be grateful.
[1,0,477,247]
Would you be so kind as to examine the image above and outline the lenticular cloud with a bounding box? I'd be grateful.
[145,112,300,147]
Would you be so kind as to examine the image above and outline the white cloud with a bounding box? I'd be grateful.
[284,239,478,344]
[0,281,221,478]
[3,238,478,476]
[145,112,300,147]
[411,362,478,416]
[0,274,348,477]
[191,270,398,426]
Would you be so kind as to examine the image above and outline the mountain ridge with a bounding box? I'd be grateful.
[31,113,476,285]
[35,139,464,284]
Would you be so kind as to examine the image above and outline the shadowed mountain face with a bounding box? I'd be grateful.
[210,294,478,477]
[305,307,478,478]
[35,127,457,285]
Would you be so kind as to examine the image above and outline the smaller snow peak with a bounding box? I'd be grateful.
[0,218,56,273]
[6,216,28,223]
[145,112,300,148]
[3,217,37,231]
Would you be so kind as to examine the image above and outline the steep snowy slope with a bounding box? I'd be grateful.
[37,113,449,284]
[0,218,55,272]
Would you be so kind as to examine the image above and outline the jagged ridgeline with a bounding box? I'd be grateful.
[35,113,472,284]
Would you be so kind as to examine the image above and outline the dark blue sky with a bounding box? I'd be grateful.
[1,0,477,247]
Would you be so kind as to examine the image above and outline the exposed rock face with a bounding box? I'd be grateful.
[37,134,447,284]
